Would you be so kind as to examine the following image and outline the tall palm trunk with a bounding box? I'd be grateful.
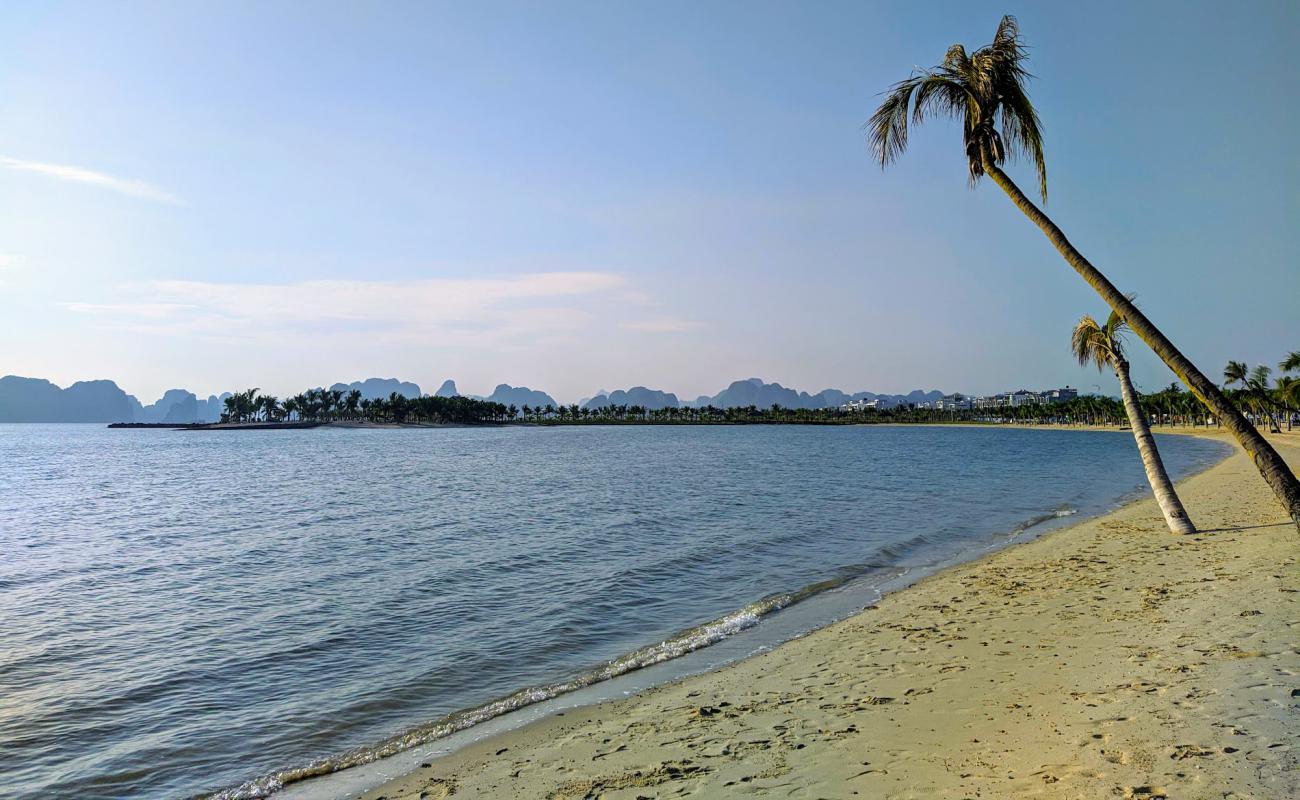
[981,153,1300,531]
[1115,359,1196,534]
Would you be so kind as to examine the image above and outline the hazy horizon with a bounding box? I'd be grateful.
[1,371,981,408]
[3,1,1296,403]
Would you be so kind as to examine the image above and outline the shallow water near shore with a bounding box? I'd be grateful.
[0,423,1229,799]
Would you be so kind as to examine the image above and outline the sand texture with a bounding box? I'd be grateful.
[359,429,1298,800]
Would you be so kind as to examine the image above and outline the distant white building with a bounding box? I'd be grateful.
[841,397,901,412]
[972,386,1077,410]
[936,393,972,411]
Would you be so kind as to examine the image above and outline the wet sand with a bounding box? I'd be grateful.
[360,428,1298,799]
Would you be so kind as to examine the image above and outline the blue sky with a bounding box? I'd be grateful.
[1,1,1296,403]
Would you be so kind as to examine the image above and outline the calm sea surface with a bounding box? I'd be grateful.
[0,424,1228,799]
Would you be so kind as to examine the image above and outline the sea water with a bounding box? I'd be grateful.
[0,424,1229,799]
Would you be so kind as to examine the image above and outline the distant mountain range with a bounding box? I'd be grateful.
[583,386,680,411]
[0,374,952,422]
[482,384,558,409]
[582,379,946,412]
[328,377,422,400]
[0,376,234,423]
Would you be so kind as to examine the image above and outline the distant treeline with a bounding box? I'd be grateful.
[222,387,513,424]
[221,374,1297,430]
[517,387,1204,426]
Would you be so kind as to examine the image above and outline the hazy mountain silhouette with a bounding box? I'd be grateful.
[130,389,230,423]
[683,378,946,409]
[135,389,197,423]
[582,387,680,410]
[329,378,422,400]
[486,384,557,409]
[0,376,138,422]
[3,374,952,421]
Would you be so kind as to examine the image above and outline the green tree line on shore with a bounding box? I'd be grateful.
[221,387,512,424]
[219,351,1297,430]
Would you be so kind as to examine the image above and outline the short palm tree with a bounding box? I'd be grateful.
[259,394,279,422]
[1072,311,1196,534]
[868,15,1300,530]
[1224,360,1248,391]
[1247,366,1281,434]
[1276,376,1297,432]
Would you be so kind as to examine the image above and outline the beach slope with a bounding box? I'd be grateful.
[363,431,1297,799]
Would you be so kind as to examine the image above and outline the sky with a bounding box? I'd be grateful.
[1,1,1296,404]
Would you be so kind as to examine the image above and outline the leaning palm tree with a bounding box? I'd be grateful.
[868,15,1300,530]
[1073,311,1195,533]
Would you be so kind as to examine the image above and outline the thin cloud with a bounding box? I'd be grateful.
[0,156,181,205]
[61,272,631,346]
[622,316,703,333]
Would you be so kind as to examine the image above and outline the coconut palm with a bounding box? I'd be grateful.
[1277,376,1298,432]
[259,394,280,422]
[1224,360,1248,390]
[221,394,237,423]
[1072,311,1195,534]
[1247,366,1281,434]
[868,15,1300,529]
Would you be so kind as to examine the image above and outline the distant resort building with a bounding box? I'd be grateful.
[840,397,902,412]
[934,393,972,411]
[971,386,1078,410]
[839,387,1077,413]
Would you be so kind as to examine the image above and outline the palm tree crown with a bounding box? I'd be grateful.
[1248,365,1273,391]
[868,15,1047,199]
[1071,311,1129,371]
[1224,360,1248,388]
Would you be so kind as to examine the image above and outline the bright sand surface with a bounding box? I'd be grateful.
[359,428,1297,800]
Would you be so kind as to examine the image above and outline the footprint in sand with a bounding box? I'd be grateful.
[1169,744,1216,760]
[1122,786,1167,799]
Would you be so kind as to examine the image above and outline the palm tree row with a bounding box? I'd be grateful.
[520,397,1136,426]
[1225,353,1300,433]
[868,15,1299,528]
[221,387,512,425]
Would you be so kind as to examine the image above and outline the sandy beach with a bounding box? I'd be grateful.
[358,428,1298,800]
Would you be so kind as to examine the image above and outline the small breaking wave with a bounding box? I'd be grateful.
[1006,505,1078,536]
[197,565,905,799]
[199,503,1082,800]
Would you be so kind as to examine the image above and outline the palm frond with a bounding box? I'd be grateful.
[1103,309,1129,359]
[1280,350,1300,373]
[942,44,969,72]
[1249,364,1273,389]
[1224,360,1248,385]
[995,77,1047,200]
[912,71,969,126]
[867,75,923,167]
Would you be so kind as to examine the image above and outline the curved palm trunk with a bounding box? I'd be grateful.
[1115,359,1196,534]
[981,155,1300,532]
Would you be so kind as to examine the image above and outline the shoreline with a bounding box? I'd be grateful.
[278,427,1297,800]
